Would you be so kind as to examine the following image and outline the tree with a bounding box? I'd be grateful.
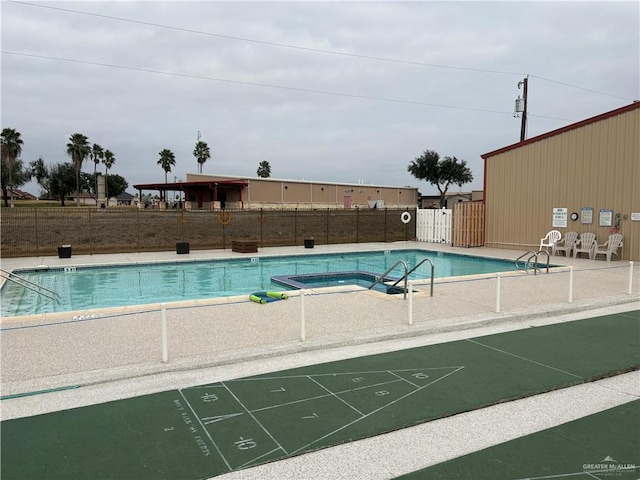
[30,156,50,197]
[1,127,24,207]
[90,143,104,205]
[256,160,271,178]
[48,162,77,206]
[81,172,128,200]
[105,173,128,199]
[102,149,115,206]
[157,149,176,200]
[66,133,91,206]
[407,149,473,208]
[193,140,210,174]
[1,158,31,207]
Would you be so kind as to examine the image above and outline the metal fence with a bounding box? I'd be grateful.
[0,207,416,258]
[1,261,637,390]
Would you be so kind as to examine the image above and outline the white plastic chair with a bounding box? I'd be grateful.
[593,234,623,262]
[539,230,561,253]
[573,232,597,259]
[553,231,578,257]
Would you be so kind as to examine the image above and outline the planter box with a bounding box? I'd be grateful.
[176,242,190,254]
[232,239,258,253]
[58,245,72,258]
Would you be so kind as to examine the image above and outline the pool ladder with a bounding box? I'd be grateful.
[0,268,61,302]
[515,250,550,275]
[368,259,434,299]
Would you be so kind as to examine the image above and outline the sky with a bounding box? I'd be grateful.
[2,1,639,197]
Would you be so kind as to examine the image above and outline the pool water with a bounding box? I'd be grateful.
[1,249,518,317]
[272,271,397,291]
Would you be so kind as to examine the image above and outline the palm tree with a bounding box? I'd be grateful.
[193,140,210,174]
[256,160,271,178]
[90,143,104,205]
[157,149,176,200]
[102,150,115,207]
[66,133,91,206]
[1,128,24,207]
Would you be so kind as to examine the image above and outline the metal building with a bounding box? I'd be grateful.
[482,102,639,261]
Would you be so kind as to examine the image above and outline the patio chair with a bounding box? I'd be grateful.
[593,233,624,262]
[553,231,578,257]
[539,230,561,253]
[573,232,597,259]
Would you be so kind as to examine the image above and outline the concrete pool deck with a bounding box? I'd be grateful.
[1,241,639,479]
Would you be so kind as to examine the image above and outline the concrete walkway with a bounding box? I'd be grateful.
[1,242,639,479]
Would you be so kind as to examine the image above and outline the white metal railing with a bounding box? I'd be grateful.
[1,262,636,383]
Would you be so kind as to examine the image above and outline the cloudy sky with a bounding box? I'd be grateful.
[2,1,638,197]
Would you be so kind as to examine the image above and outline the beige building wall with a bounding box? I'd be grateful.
[483,102,640,261]
[186,174,418,209]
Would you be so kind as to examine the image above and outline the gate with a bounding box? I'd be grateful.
[416,208,452,243]
[452,202,484,247]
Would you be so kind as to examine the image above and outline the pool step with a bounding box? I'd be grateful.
[385,285,405,295]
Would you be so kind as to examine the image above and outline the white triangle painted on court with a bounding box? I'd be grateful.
[201,412,244,425]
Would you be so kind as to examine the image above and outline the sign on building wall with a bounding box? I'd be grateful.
[581,207,593,224]
[552,207,567,228]
[599,209,613,227]
[631,213,640,222]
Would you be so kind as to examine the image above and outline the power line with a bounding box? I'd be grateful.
[1,50,573,122]
[8,0,524,77]
[530,75,633,101]
[8,0,635,102]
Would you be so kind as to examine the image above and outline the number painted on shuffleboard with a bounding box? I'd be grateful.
[164,426,175,432]
[412,373,429,379]
[235,437,257,450]
[375,390,390,396]
[302,413,318,419]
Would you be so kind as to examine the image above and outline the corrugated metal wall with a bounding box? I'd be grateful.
[484,104,640,261]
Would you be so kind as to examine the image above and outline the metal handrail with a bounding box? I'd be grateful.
[515,250,537,272]
[515,251,550,275]
[0,268,60,302]
[392,258,435,297]
[368,260,409,299]
[536,250,550,274]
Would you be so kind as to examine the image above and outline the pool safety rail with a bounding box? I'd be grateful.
[1,262,636,383]
[368,258,435,299]
[0,269,60,303]
[515,250,550,274]
[163,261,635,360]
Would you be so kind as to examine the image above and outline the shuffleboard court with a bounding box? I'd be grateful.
[397,399,640,480]
[1,311,638,479]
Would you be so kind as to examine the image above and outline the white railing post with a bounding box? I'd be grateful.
[161,303,168,363]
[495,272,501,313]
[408,281,414,325]
[568,266,574,304]
[300,291,306,342]
[628,261,634,295]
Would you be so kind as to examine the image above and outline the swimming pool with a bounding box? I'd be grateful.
[1,249,519,317]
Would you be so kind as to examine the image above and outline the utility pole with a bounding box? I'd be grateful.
[518,77,528,142]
